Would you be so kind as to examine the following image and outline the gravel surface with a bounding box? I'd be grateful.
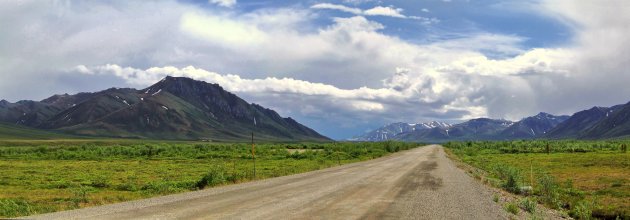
[23,145,508,220]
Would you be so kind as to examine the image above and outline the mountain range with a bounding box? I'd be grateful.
[3,76,630,142]
[353,101,630,142]
[0,76,330,142]
[348,121,452,141]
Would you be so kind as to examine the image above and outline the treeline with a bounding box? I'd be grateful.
[0,141,419,161]
[444,140,628,154]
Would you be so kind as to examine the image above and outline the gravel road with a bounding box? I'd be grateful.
[24,145,508,220]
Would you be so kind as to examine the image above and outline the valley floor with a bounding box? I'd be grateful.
[446,141,630,219]
[0,140,415,218]
[24,145,515,220]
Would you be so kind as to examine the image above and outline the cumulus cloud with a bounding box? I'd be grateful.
[526,0,630,113]
[75,36,574,125]
[77,64,397,121]
[2,0,630,139]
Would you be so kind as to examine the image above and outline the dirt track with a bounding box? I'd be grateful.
[25,145,508,219]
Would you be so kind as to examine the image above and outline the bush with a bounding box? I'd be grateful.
[196,166,228,189]
[115,183,138,192]
[226,170,247,183]
[70,186,90,207]
[537,174,561,208]
[571,200,594,220]
[48,180,73,189]
[141,181,193,194]
[504,202,519,215]
[90,176,110,188]
[0,198,35,217]
[519,197,537,213]
[495,165,522,194]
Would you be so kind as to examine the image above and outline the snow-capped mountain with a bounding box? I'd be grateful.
[350,121,452,141]
[394,118,515,142]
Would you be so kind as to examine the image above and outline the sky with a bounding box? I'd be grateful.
[1,0,629,140]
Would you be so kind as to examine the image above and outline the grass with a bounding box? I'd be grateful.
[445,140,630,219]
[0,140,420,218]
[0,122,81,140]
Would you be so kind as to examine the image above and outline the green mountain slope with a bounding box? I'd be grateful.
[0,122,75,139]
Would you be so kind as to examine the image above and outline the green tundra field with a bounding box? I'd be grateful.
[0,139,418,218]
[445,140,630,219]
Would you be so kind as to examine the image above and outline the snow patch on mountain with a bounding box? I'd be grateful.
[351,121,452,141]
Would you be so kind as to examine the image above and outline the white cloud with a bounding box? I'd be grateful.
[311,3,362,14]
[79,64,398,113]
[431,34,526,57]
[2,0,630,139]
[180,12,267,46]
[77,35,574,122]
[421,8,430,13]
[364,6,405,18]
[342,0,375,5]
[209,0,236,8]
[0,1,560,126]
[310,3,437,23]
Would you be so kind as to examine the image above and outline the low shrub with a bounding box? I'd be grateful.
[0,198,35,217]
[115,183,138,192]
[494,165,522,194]
[504,202,519,215]
[536,174,561,208]
[196,166,228,189]
[519,197,537,213]
[141,181,193,194]
[48,180,73,189]
[571,200,594,220]
[90,176,110,188]
[70,186,90,207]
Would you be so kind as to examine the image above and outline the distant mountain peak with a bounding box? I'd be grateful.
[417,121,452,129]
[499,112,569,139]
[587,106,608,112]
[532,112,560,120]
[350,120,452,141]
[41,93,71,103]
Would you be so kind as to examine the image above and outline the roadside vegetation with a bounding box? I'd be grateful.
[445,140,629,219]
[0,139,419,218]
